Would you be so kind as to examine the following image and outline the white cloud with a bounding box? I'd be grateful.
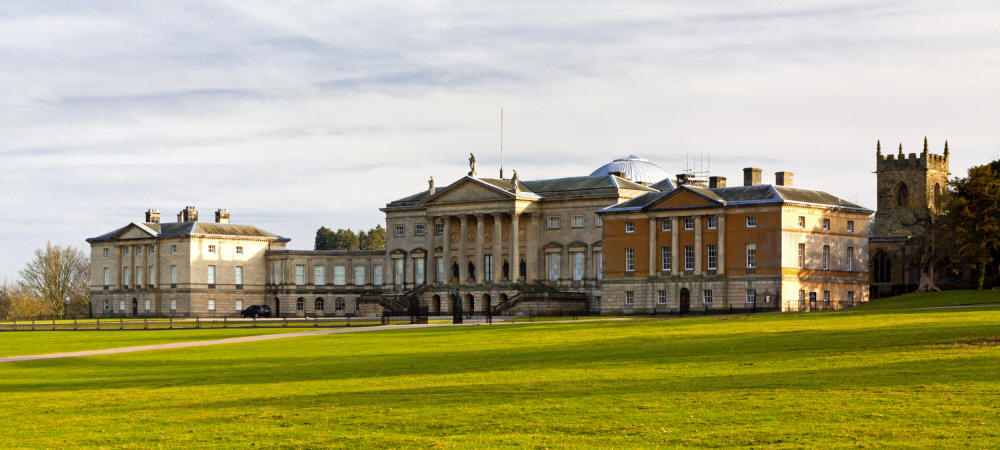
[0,0,998,276]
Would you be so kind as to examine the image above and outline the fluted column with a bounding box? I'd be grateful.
[510,212,521,281]
[475,213,485,284]
[459,215,469,283]
[426,217,435,284]
[717,215,726,276]
[492,213,503,283]
[527,213,539,282]
[694,216,703,275]
[442,216,452,281]
[648,217,657,277]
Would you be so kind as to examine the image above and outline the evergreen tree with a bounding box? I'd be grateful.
[944,162,1000,289]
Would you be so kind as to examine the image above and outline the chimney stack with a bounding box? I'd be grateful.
[178,206,198,222]
[743,168,762,186]
[145,209,160,224]
[709,176,727,189]
[215,209,230,224]
[775,172,794,187]
[675,173,689,186]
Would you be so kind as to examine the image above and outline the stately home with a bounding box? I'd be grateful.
[869,138,949,296]
[597,170,873,312]
[88,152,888,317]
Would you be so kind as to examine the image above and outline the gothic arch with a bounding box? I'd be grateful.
[872,250,892,284]
[896,183,909,207]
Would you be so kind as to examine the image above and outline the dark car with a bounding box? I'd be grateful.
[240,305,272,318]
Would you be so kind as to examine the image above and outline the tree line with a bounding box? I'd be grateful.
[0,242,91,320]
[922,158,1000,290]
[314,225,386,251]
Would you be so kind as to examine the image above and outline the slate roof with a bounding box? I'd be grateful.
[87,222,289,242]
[600,184,872,213]
[387,175,654,207]
[649,177,676,191]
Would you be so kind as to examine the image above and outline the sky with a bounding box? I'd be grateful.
[1,0,998,278]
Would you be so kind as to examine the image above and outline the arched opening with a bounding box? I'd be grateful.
[463,294,474,315]
[872,250,892,283]
[481,294,492,314]
[499,293,509,305]
[335,297,346,312]
[897,183,909,207]
[430,295,441,315]
[274,297,280,316]
[679,288,690,314]
[132,298,138,318]
[315,297,325,312]
[296,297,305,312]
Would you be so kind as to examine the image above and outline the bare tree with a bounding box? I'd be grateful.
[0,279,45,321]
[18,242,90,319]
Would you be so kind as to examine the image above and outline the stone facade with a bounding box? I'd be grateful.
[263,250,386,317]
[87,208,288,318]
[598,169,873,312]
[869,138,949,296]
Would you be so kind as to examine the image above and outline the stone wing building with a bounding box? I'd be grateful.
[597,169,874,312]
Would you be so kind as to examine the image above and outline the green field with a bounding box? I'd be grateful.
[1,291,999,449]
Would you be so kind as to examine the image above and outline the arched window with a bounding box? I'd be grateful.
[335,297,345,311]
[897,183,909,207]
[872,250,892,283]
[296,297,304,311]
[315,297,325,311]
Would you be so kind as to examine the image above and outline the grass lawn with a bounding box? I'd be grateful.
[0,328,307,358]
[1,291,999,448]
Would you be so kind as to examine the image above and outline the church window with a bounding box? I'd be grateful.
[872,250,891,283]
[897,183,909,207]
[746,216,757,228]
[624,221,634,233]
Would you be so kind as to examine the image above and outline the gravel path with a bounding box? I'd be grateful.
[0,322,458,364]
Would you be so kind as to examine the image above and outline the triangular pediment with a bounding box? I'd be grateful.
[423,177,514,205]
[115,223,157,240]
[648,187,724,211]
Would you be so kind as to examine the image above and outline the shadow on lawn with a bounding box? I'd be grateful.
[2,314,998,397]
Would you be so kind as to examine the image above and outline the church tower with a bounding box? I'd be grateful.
[870,137,949,296]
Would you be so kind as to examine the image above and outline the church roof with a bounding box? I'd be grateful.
[87,222,289,242]
[589,155,672,185]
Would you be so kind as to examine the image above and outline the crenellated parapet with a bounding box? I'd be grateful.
[876,138,949,173]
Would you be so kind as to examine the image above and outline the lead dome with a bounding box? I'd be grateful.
[589,155,670,184]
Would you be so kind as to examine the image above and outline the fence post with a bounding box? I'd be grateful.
[96,318,99,330]
[283,317,287,327]
[315,316,318,328]
[196,317,200,329]
[119,318,123,330]
[169,317,173,329]
[224,316,227,328]
[75,318,78,331]
[144,318,148,330]
[252,317,256,328]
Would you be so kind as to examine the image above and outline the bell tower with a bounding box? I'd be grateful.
[870,137,949,296]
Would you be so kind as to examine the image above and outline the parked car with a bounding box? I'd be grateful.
[240,305,272,318]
